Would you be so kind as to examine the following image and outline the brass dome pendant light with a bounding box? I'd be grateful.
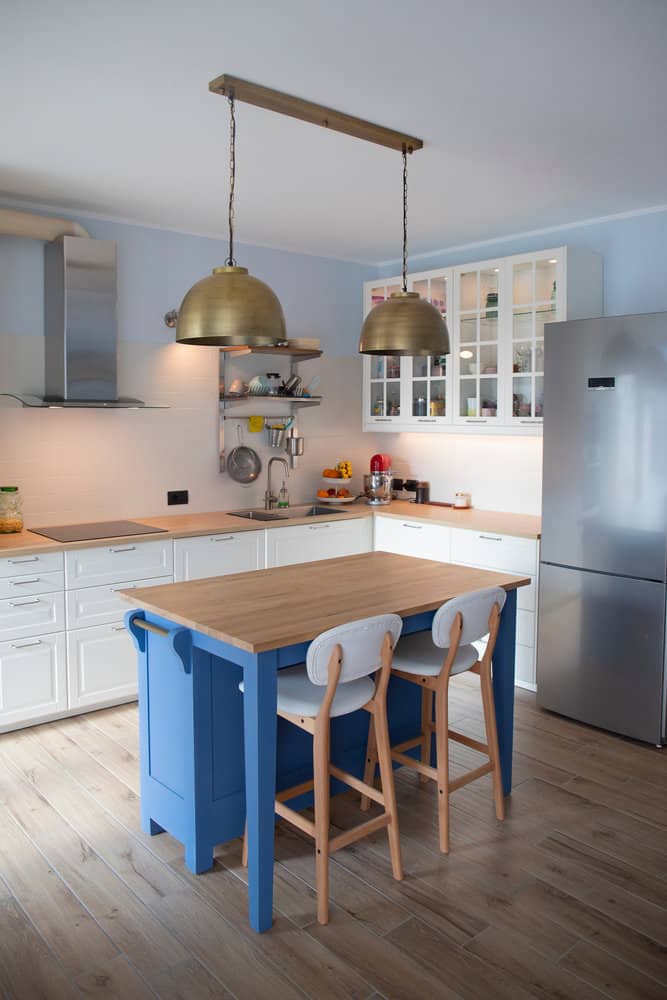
[359,149,450,357]
[176,91,286,347]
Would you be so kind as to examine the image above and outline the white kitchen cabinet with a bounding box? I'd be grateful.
[449,527,540,690]
[0,551,64,578]
[173,530,265,582]
[0,632,68,732]
[0,569,64,600]
[66,575,172,629]
[0,591,66,643]
[362,245,602,435]
[266,518,372,568]
[67,622,138,709]
[374,516,451,562]
[65,538,173,589]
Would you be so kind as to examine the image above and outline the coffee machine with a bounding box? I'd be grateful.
[363,453,392,506]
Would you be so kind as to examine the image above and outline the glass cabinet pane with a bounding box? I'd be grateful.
[512,377,532,417]
[460,271,478,311]
[535,305,557,338]
[479,344,497,373]
[386,382,401,416]
[430,380,446,415]
[480,381,498,418]
[413,356,428,378]
[513,262,533,305]
[535,258,557,302]
[460,381,477,417]
[513,342,532,373]
[386,355,401,380]
[412,381,428,416]
[371,356,384,380]
[430,277,447,315]
[370,382,384,417]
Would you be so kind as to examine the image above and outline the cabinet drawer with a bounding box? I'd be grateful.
[0,592,65,642]
[67,575,173,629]
[174,531,265,582]
[266,518,372,568]
[374,517,451,562]
[0,550,64,579]
[65,539,173,589]
[450,528,537,576]
[67,623,138,709]
[0,632,68,731]
[0,570,64,600]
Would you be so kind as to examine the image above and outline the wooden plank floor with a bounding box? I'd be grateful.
[0,676,665,999]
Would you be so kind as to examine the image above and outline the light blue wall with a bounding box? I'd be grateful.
[376,208,667,317]
[0,206,375,356]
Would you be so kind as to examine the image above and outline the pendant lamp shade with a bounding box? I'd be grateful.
[175,266,285,347]
[359,291,450,356]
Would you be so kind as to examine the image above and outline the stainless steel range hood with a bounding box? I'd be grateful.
[40,235,147,407]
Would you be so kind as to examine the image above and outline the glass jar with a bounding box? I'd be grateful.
[0,486,23,533]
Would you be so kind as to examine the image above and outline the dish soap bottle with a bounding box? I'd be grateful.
[277,481,289,509]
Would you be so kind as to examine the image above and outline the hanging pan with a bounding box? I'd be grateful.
[226,425,262,484]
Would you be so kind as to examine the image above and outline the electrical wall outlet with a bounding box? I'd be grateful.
[167,490,189,506]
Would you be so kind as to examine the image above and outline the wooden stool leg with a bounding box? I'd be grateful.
[241,821,248,867]
[373,702,404,881]
[434,685,450,853]
[480,665,505,822]
[360,715,378,812]
[313,717,331,925]
[420,688,433,784]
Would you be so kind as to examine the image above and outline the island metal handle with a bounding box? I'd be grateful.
[131,618,169,638]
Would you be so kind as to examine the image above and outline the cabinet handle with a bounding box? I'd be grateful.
[11,638,42,648]
[519,419,540,424]
[8,597,41,607]
[417,418,437,424]
[8,556,39,564]
[111,584,135,592]
[211,536,234,542]
[373,418,393,423]
[466,419,488,424]
[10,577,41,586]
[110,545,136,553]
[111,624,126,632]
[401,523,423,529]
[308,524,331,530]
[479,534,502,542]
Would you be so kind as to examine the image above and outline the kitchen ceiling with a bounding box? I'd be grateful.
[1,0,666,264]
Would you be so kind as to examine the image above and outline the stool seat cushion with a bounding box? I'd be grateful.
[392,631,478,677]
[240,665,375,719]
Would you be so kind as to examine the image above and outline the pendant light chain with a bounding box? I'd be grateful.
[225,93,237,267]
[401,146,408,293]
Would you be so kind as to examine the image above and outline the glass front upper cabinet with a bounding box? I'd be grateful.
[364,283,403,424]
[455,264,502,424]
[509,255,559,424]
[406,271,451,426]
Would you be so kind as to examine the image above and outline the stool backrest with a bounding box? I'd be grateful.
[432,587,507,648]
[306,614,403,686]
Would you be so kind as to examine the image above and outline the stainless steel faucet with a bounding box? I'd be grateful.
[265,457,289,510]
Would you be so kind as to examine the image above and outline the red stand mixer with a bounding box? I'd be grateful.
[363,453,392,505]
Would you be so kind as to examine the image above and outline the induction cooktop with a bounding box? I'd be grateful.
[30,520,167,543]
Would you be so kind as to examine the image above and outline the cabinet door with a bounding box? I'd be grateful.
[0,633,68,731]
[507,253,562,428]
[0,591,66,643]
[0,551,64,579]
[67,623,138,709]
[454,262,503,427]
[266,519,372,568]
[173,531,265,582]
[404,270,452,430]
[362,279,406,431]
[67,575,173,629]
[374,517,451,562]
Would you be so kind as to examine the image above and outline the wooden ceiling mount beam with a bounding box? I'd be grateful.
[208,74,423,154]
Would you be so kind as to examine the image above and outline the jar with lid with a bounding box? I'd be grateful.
[0,486,23,533]
[266,372,281,396]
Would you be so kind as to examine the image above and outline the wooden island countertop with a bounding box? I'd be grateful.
[119,550,530,653]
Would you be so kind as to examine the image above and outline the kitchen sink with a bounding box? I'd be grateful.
[228,504,346,522]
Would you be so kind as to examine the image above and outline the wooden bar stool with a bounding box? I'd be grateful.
[362,587,506,854]
[242,613,404,925]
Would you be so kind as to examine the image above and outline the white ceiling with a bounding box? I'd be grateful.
[2,0,667,264]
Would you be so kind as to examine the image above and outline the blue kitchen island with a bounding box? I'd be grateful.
[122,550,528,932]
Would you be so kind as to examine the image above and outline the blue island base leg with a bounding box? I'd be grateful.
[492,588,517,796]
[242,650,278,933]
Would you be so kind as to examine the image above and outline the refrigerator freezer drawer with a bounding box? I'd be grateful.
[537,563,665,744]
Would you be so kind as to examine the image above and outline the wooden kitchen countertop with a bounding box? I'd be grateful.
[0,501,540,558]
[119,550,530,653]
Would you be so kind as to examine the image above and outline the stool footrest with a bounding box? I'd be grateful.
[392,735,423,755]
[275,800,316,838]
[448,730,489,755]
[448,761,494,793]
[276,778,315,803]
[329,764,385,806]
[329,814,390,853]
[391,748,438,782]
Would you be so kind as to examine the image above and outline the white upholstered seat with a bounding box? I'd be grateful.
[240,666,375,718]
[391,633,478,677]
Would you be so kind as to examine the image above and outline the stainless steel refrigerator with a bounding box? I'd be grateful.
[537,312,667,745]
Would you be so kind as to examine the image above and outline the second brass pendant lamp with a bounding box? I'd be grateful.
[175,74,449,359]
